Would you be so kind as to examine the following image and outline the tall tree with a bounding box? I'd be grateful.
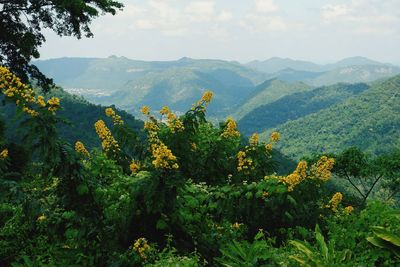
[0,0,123,91]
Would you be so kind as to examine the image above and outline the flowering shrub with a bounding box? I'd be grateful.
[0,68,398,266]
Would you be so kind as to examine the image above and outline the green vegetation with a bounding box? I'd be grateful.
[261,75,400,158]
[0,67,399,266]
[0,86,143,148]
[232,79,312,121]
[239,82,369,136]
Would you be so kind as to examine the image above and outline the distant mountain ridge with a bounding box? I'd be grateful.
[247,56,393,74]
[34,56,400,119]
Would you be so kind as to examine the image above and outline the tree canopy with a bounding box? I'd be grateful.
[0,0,123,90]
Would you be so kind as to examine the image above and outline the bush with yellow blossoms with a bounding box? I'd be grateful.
[1,68,398,266]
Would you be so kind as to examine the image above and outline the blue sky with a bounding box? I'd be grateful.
[39,0,400,64]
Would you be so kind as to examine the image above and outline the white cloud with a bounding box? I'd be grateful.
[255,0,279,13]
[217,10,233,22]
[185,1,216,22]
[321,4,349,22]
[320,0,400,34]
[241,15,287,32]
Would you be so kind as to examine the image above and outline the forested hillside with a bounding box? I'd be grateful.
[232,79,312,120]
[261,75,400,158]
[238,82,370,135]
[0,87,143,148]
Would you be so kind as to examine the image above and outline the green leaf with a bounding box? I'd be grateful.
[76,183,89,195]
[372,226,400,246]
[315,224,328,260]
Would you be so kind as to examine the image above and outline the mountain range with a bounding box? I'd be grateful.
[34,56,400,119]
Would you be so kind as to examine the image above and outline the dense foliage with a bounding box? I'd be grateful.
[239,82,369,135]
[262,75,400,158]
[0,67,399,266]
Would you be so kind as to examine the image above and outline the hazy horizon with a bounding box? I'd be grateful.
[38,0,400,65]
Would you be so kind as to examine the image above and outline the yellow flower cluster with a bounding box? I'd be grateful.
[231,222,242,230]
[270,131,280,142]
[201,91,213,103]
[141,105,150,115]
[161,107,184,133]
[151,143,179,169]
[237,150,254,172]
[328,192,343,212]
[47,97,60,112]
[262,191,270,199]
[0,149,8,160]
[310,156,335,181]
[37,95,46,107]
[37,214,47,222]
[191,142,197,151]
[129,160,140,174]
[105,107,124,125]
[159,106,170,115]
[132,238,150,260]
[344,205,354,215]
[221,117,240,138]
[94,120,120,153]
[265,143,273,152]
[249,133,259,146]
[0,67,40,117]
[192,90,213,110]
[281,161,308,192]
[75,141,90,157]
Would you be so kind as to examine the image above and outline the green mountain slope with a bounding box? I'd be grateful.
[238,82,370,136]
[231,79,312,120]
[0,87,143,148]
[261,75,400,158]
[92,67,257,118]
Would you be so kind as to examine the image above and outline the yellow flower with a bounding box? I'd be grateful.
[265,143,273,152]
[221,117,240,138]
[249,133,259,146]
[0,148,8,160]
[141,105,150,115]
[166,111,184,133]
[231,222,242,230]
[237,150,254,172]
[159,106,170,115]
[328,192,343,212]
[37,214,47,222]
[105,107,124,125]
[344,205,354,215]
[311,156,335,181]
[47,97,60,112]
[75,141,90,157]
[191,142,197,151]
[130,160,140,174]
[280,161,308,191]
[36,95,46,107]
[270,131,280,142]
[94,120,119,153]
[150,142,179,169]
[132,238,150,260]
[201,90,213,103]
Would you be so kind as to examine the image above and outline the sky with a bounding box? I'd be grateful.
[39,0,400,64]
